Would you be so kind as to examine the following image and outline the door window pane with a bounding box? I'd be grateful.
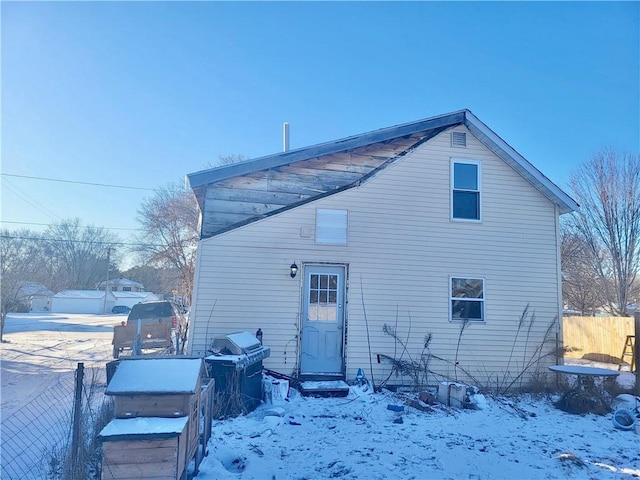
[308,273,339,322]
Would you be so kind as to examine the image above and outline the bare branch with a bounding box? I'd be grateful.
[567,149,640,315]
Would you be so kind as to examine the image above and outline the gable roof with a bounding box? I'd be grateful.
[97,277,145,289]
[16,282,53,298]
[188,109,578,238]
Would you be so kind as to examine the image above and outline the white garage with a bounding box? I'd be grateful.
[50,290,117,314]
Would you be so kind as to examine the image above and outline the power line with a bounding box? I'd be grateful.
[0,220,143,232]
[0,234,194,250]
[2,177,61,220]
[1,173,157,191]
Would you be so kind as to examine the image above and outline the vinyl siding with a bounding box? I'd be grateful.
[189,126,562,388]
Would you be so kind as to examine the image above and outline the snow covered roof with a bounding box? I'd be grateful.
[99,416,188,440]
[16,282,53,297]
[97,277,145,289]
[106,358,205,395]
[52,290,113,299]
[111,291,158,300]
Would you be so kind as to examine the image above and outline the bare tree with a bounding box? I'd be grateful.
[209,153,248,168]
[568,148,640,315]
[0,229,52,340]
[121,264,181,296]
[132,184,199,302]
[44,218,120,291]
[560,221,602,315]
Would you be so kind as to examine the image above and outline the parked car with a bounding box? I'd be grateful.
[111,305,131,315]
[126,300,186,329]
[125,300,189,354]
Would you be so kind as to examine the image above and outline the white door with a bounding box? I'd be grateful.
[300,265,345,375]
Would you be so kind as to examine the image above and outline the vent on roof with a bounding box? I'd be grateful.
[451,132,467,148]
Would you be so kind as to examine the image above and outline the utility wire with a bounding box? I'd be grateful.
[1,173,157,191]
[2,177,61,219]
[0,220,143,232]
[0,234,170,248]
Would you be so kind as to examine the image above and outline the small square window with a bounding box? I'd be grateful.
[316,209,348,244]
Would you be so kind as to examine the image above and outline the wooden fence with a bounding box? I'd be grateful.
[562,316,634,364]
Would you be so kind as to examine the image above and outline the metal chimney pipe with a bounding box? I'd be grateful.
[283,122,290,152]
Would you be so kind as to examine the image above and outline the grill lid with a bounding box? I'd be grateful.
[211,332,262,355]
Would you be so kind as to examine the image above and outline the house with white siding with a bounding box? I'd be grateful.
[97,277,145,292]
[186,110,578,389]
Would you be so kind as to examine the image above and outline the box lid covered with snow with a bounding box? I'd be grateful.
[211,332,262,355]
[106,357,205,396]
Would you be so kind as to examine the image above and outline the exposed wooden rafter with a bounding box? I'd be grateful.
[188,109,578,239]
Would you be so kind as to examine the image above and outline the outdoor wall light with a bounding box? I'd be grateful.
[290,262,298,278]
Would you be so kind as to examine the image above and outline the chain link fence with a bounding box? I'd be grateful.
[1,365,108,480]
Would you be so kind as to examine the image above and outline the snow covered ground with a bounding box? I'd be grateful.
[196,382,639,480]
[1,313,120,479]
[1,313,639,480]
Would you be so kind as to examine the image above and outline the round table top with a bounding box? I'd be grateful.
[548,364,620,377]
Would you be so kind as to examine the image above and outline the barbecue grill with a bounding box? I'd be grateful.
[205,332,270,414]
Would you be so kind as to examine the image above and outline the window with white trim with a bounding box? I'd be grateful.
[451,277,485,322]
[451,159,481,221]
[316,209,348,244]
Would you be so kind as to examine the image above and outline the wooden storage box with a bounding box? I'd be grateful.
[100,417,190,480]
[100,358,208,480]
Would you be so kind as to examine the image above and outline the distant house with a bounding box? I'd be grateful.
[185,109,578,388]
[50,289,159,314]
[97,278,145,292]
[15,282,54,312]
[50,290,117,314]
[111,291,160,309]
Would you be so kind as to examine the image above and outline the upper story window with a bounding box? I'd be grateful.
[451,277,485,322]
[316,209,348,245]
[451,159,481,221]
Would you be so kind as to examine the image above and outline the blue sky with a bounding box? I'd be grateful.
[2,1,639,245]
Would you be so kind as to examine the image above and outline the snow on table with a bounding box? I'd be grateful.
[549,365,620,377]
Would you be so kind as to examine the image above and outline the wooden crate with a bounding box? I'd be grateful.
[100,417,190,480]
[101,358,208,479]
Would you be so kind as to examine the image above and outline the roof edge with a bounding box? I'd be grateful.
[463,111,578,214]
[188,110,468,188]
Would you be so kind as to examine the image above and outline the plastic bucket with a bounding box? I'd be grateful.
[612,409,636,431]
